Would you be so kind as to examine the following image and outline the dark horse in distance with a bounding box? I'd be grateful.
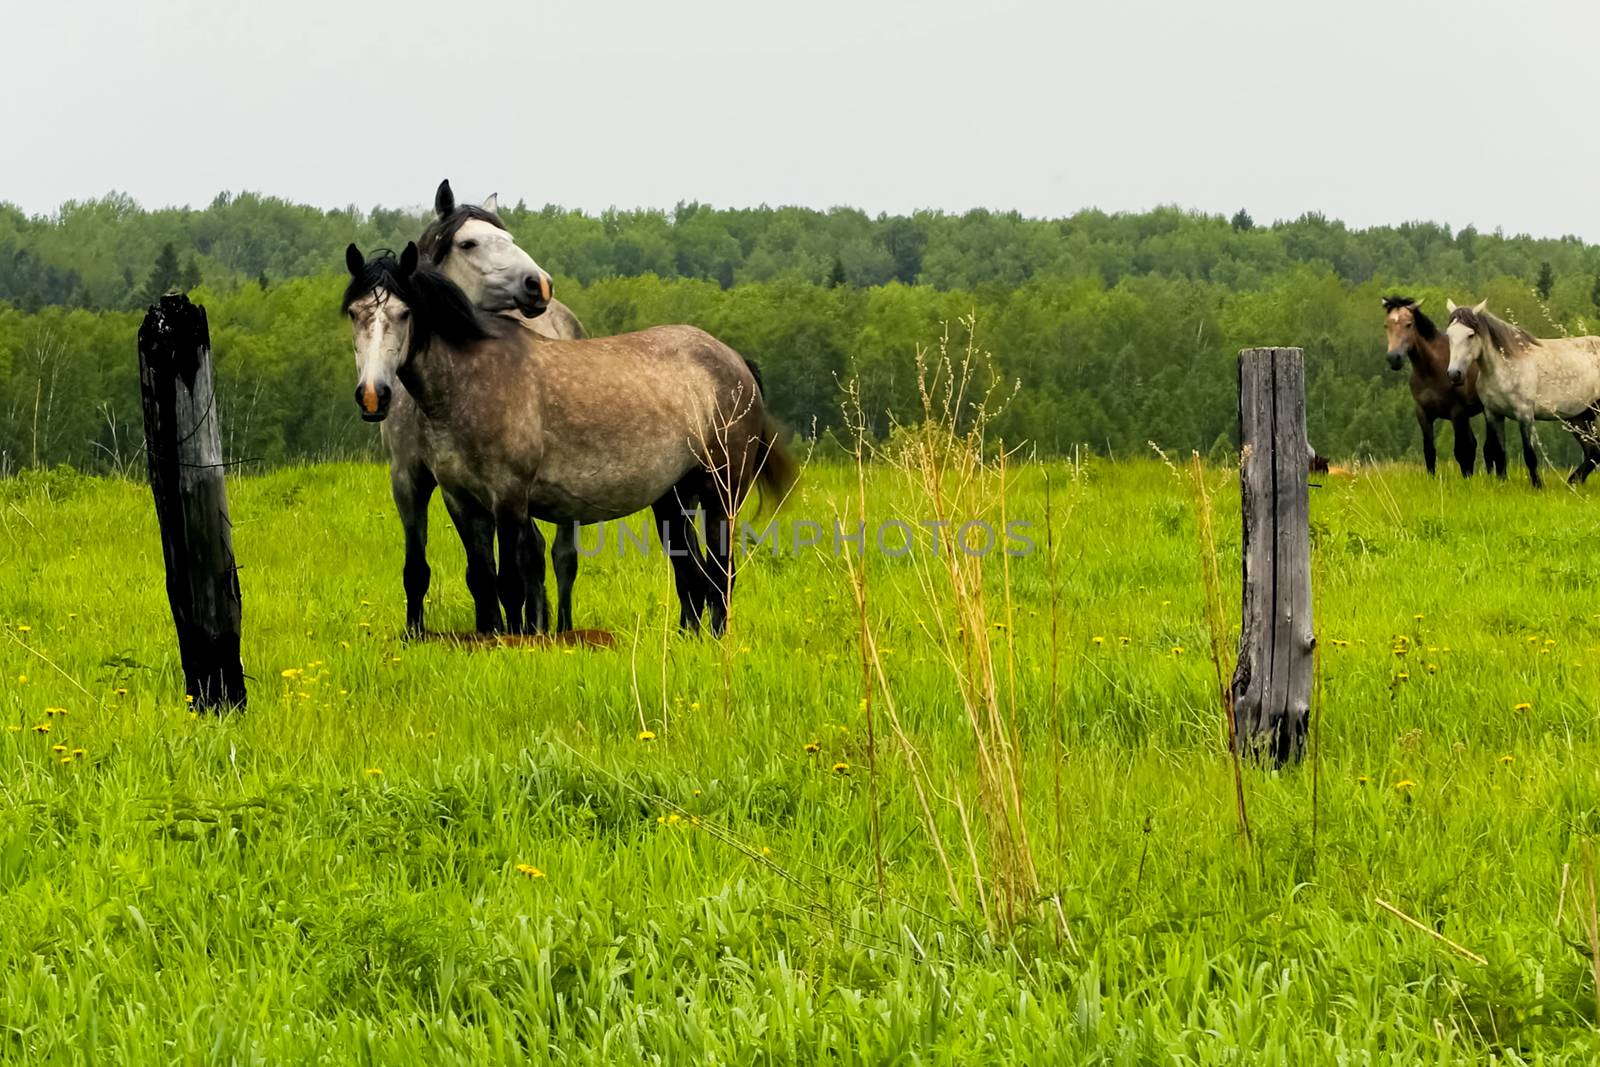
[1383,295,1505,477]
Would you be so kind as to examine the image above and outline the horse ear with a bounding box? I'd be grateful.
[434,180,455,218]
[482,192,499,214]
[400,242,419,277]
[1473,300,1487,314]
[345,244,364,278]
[1446,299,1459,313]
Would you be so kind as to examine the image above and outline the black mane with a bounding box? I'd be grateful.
[342,247,509,357]
[417,204,509,264]
[1382,294,1437,340]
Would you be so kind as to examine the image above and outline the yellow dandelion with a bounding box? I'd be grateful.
[1514,702,1532,712]
[51,744,66,753]
[16,625,30,634]
[59,756,73,765]
[71,748,85,758]
[280,668,302,679]
[804,741,820,754]
[1394,779,1416,791]
[1092,636,1104,646]
[760,846,773,856]
[44,706,66,716]
[1171,646,1184,656]
[185,694,194,703]
[17,675,27,685]
[1356,774,1371,786]
[666,813,683,825]
[689,701,700,711]
[358,621,370,630]
[1397,672,1409,681]
[1119,636,1131,646]
[832,762,850,775]
[692,789,702,797]
[637,729,657,742]
[1499,754,1515,765]
[31,723,49,734]
[365,767,382,777]
[1332,639,1349,648]
[115,687,127,697]
[514,864,544,879]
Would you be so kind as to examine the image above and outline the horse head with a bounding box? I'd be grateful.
[419,179,551,319]
[1444,299,1492,385]
[1381,295,1431,370]
[343,243,421,422]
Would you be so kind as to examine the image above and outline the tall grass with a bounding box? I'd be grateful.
[3,455,1600,1061]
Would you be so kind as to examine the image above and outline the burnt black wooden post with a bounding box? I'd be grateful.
[1232,347,1312,765]
[137,294,246,710]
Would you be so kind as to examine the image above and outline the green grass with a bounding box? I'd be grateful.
[3,458,1600,1063]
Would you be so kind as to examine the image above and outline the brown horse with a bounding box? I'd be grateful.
[1383,295,1505,477]
[345,243,793,637]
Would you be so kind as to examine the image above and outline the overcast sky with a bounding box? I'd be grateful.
[6,0,1596,238]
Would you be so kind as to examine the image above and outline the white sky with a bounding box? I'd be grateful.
[6,0,1597,238]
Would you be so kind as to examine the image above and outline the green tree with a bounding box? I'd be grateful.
[1230,208,1255,232]
[1537,261,1554,300]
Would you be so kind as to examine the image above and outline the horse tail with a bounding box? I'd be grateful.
[753,415,797,512]
[742,356,766,397]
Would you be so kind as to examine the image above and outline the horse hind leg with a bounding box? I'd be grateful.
[1568,412,1600,485]
[650,482,709,634]
[698,475,740,638]
[552,522,579,633]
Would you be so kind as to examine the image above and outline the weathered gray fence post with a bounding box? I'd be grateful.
[1232,347,1312,765]
[137,294,247,710]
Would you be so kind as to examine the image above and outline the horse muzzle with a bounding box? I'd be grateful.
[513,271,552,318]
[1386,351,1404,371]
[356,380,392,422]
[1447,368,1465,386]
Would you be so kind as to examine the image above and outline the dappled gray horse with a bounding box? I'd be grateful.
[1446,300,1600,487]
[344,243,793,636]
[373,182,589,634]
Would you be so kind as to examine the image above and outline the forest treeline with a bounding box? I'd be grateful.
[3,191,1598,472]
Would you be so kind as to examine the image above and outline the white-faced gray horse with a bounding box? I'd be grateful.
[375,182,589,634]
[344,243,793,636]
[1445,300,1600,488]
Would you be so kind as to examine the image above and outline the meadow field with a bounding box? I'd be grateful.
[3,456,1600,1063]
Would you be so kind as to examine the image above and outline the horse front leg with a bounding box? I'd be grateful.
[552,522,579,633]
[1418,411,1437,475]
[443,490,501,633]
[521,520,551,635]
[392,464,436,635]
[1519,417,1542,489]
[1482,415,1507,478]
[1450,414,1477,478]
[495,507,533,635]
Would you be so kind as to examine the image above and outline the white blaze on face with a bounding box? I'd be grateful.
[441,217,549,312]
[348,291,411,414]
